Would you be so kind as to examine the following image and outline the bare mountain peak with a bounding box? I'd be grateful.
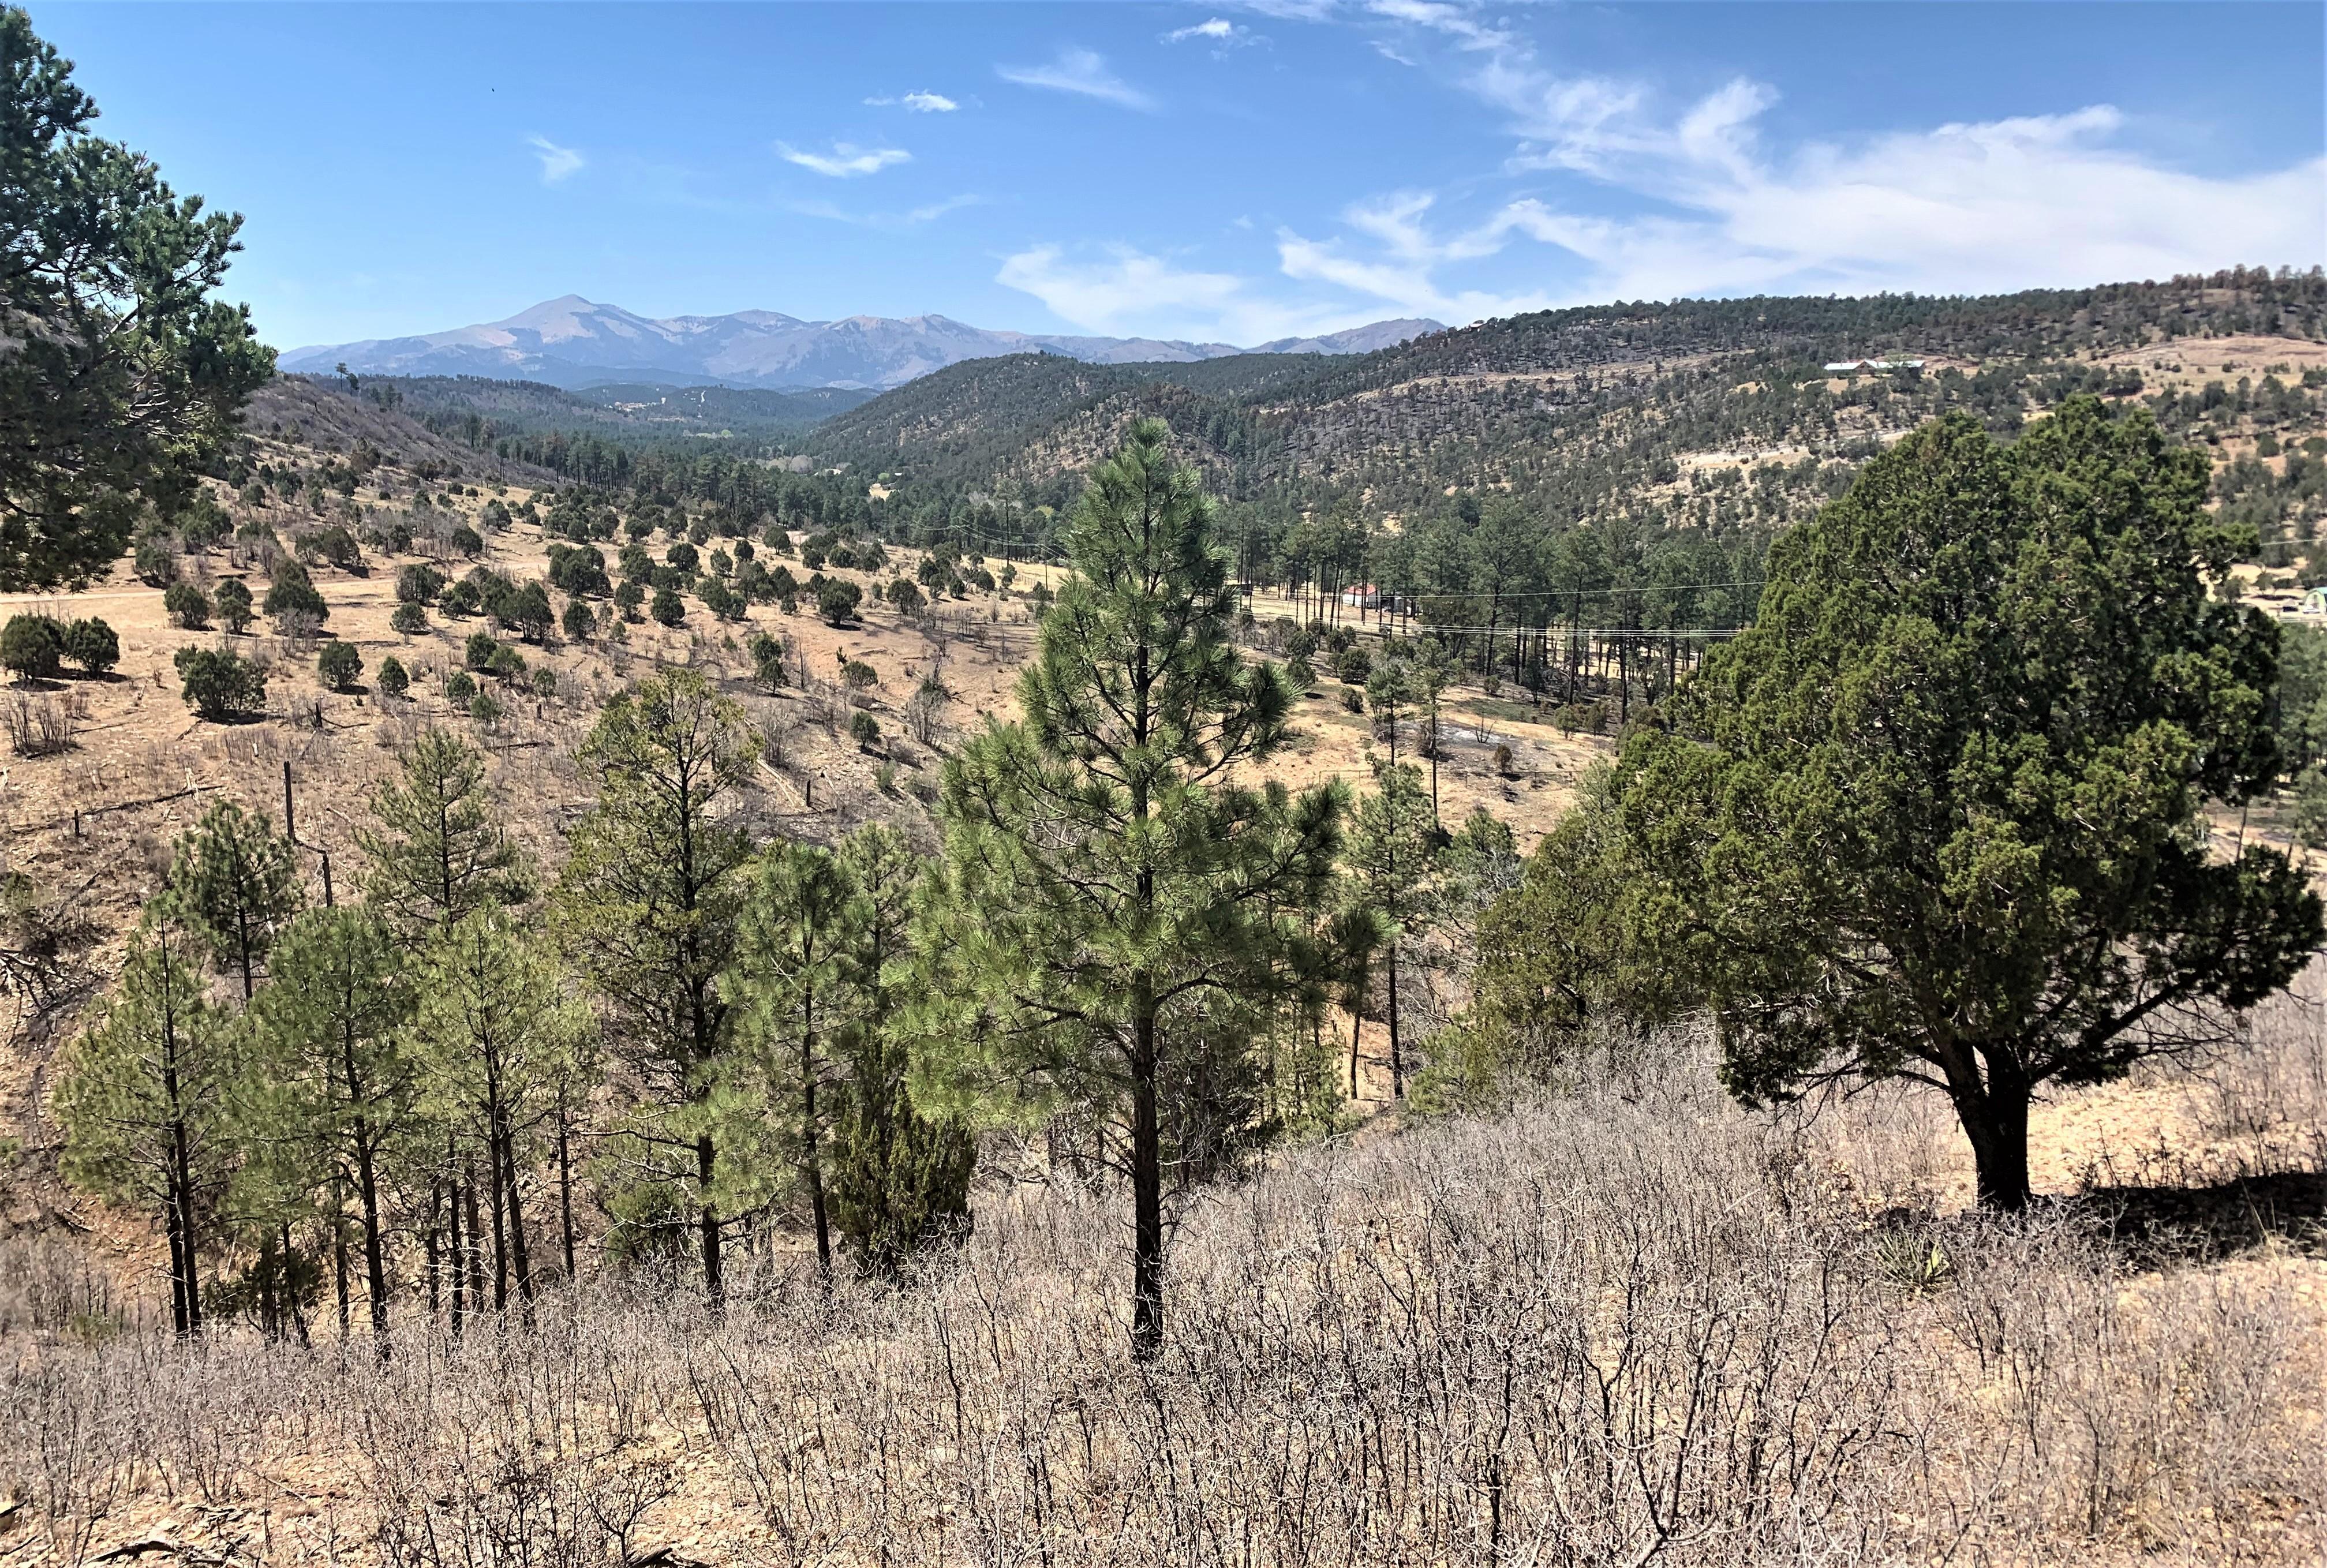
[283,300,1445,392]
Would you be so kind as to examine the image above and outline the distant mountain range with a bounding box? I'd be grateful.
[281,297,1446,392]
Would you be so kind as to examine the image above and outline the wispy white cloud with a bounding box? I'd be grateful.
[997,242,1386,343]
[778,141,912,178]
[1278,192,1547,321]
[997,48,1157,111]
[1228,0,1339,19]
[1338,5,2324,306]
[1166,17,1257,47]
[866,91,959,113]
[789,194,985,230]
[1274,108,2325,317]
[526,134,585,185]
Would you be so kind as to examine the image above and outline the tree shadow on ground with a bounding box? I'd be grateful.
[2073,1170,2326,1266]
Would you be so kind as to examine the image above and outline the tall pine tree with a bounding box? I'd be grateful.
[553,669,755,1304]
[55,897,235,1335]
[357,728,528,945]
[933,419,1345,1357]
[828,825,973,1279]
[245,907,412,1344]
[169,798,301,1001]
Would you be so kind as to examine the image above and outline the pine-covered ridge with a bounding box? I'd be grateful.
[760,269,2326,566]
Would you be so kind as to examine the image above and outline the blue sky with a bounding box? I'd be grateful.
[32,2,2327,351]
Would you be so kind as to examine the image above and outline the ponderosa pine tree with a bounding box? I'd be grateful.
[1341,763,1441,1099]
[244,907,412,1344]
[169,798,301,1001]
[933,418,1345,1357]
[827,825,973,1279]
[54,897,234,1335]
[553,669,755,1304]
[410,908,584,1312]
[1600,399,2323,1208]
[730,840,854,1279]
[0,8,274,590]
[356,729,528,945]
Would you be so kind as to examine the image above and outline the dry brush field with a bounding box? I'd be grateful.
[3,1002,2324,1567]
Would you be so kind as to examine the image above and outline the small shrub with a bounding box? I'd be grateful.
[530,668,558,699]
[650,587,684,627]
[263,562,328,628]
[376,655,410,698]
[749,631,787,691]
[0,616,62,683]
[132,529,179,586]
[3,689,78,754]
[174,646,268,720]
[300,525,364,572]
[163,582,211,630]
[396,563,444,605]
[1492,741,1517,777]
[446,670,477,703]
[61,619,118,676]
[1335,645,1372,685]
[818,578,862,626]
[212,579,255,634]
[849,709,880,750]
[317,640,363,691]
[562,599,594,641]
[390,602,428,637]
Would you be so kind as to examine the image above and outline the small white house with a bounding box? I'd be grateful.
[1823,358,1926,373]
[1341,583,1381,609]
[2298,587,2327,618]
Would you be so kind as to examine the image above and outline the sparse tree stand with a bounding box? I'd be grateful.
[935,419,1345,1358]
[1605,400,2324,1208]
[553,670,755,1305]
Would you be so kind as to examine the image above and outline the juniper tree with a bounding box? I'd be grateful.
[244,907,412,1343]
[1599,400,2323,1208]
[169,798,302,1000]
[553,669,755,1303]
[933,418,1345,1357]
[54,897,235,1334]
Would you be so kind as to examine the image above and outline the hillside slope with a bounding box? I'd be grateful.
[798,267,2327,548]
